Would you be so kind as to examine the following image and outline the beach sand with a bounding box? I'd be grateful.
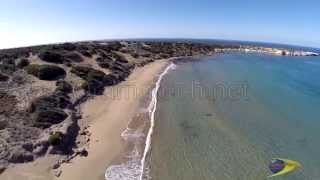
[0,59,169,180]
[58,59,169,180]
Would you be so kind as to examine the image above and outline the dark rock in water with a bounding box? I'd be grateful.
[56,80,73,94]
[32,108,68,128]
[0,73,9,81]
[39,51,65,64]
[8,150,34,163]
[16,58,30,68]
[205,113,213,117]
[25,64,66,80]
[63,52,83,62]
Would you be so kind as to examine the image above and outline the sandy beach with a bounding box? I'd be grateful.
[0,59,169,180]
[59,60,170,180]
[58,59,169,180]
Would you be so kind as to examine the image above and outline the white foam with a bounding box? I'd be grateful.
[105,63,176,180]
[140,63,176,180]
[121,128,145,142]
[105,147,141,180]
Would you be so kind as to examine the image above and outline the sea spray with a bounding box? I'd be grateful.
[105,63,176,180]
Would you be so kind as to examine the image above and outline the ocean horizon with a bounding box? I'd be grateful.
[2,39,319,54]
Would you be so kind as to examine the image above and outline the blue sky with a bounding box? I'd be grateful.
[0,0,319,49]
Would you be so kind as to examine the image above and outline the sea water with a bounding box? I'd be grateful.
[148,53,320,180]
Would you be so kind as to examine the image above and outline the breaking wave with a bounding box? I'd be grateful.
[105,63,176,180]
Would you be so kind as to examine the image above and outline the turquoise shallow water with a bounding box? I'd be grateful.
[149,53,320,180]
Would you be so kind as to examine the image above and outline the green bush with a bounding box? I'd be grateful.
[48,132,63,146]
[81,80,105,95]
[64,52,83,62]
[71,66,106,82]
[32,108,68,128]
[96,57,113,69]
[56,80,73,93]
[25,64,66,80]
[39,51,64,64]
[80,50,92,57]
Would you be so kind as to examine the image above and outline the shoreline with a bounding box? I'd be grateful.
[139,62,176,180]
[57,59,172,180]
